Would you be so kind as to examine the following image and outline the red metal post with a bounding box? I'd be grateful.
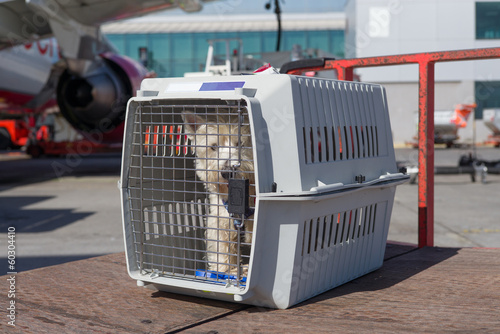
[333,65,354,81]
[417,59,435,247]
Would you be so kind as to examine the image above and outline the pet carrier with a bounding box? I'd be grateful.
[120,74,408,309]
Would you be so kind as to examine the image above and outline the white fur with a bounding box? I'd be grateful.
[182,111,255,275]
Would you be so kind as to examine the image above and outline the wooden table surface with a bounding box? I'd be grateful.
[2,243,499,333]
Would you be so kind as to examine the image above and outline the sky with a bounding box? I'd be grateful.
[159,0,347,16]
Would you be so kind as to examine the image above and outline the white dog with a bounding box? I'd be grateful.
[182,110,255,276]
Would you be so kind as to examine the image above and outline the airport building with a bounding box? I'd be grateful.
[102,12,345,78]
[103,1,500,145]
[345,0,500,145]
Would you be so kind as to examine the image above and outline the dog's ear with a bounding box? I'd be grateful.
[181,111,206,135]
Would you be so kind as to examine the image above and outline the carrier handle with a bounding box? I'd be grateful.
[279,57,336,75]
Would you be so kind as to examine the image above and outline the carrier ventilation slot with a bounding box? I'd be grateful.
[143,124,189,157]
[299,78,380,164]
[301,204,378,256]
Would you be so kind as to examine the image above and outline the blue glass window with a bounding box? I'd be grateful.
[476,2,500,39]
[105,29,345,77]
[124,34,148,61]
[475,81,500,118]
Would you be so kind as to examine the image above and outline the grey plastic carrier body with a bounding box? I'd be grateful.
[120,74,408,309]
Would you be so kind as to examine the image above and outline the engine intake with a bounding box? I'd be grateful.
[57,57,131,135]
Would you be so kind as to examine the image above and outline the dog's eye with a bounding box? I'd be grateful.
[210,144,217,151]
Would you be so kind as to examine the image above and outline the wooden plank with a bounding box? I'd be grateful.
[384,241,416,260]
[2,246,499,333]
[183,247,500,333]
[0,253,245,333]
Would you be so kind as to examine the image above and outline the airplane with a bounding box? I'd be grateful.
[0,0,214,146]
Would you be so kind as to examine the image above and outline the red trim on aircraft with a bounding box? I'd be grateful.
[0,89,34,106]
[24,39,56,58]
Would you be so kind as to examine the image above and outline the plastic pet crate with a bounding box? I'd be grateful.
[120,74,408,309]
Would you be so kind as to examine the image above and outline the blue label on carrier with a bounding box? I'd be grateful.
[199,81,245,91]
[196,270,247,283]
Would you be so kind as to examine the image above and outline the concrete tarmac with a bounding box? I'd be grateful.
[0,147,499,274]
[0,152,124,274]
[393,147,500,247]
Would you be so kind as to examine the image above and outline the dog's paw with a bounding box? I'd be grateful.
[208,263,230,274]
[228,266,248,278]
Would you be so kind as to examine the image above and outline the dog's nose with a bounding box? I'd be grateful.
[221,166,233,180]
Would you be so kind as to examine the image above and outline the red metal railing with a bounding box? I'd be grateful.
[285,47,500,248]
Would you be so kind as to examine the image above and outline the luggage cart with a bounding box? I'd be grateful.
[120,74,408,309]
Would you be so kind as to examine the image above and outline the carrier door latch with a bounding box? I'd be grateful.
[227,178,249,218]
[227,178,254,233]
[355,174,366,183]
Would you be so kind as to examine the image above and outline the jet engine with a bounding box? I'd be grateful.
[56,53,148,143]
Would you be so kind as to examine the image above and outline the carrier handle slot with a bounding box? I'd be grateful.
[279,58,336,74]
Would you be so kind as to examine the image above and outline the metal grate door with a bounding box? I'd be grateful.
[125,99,255,284]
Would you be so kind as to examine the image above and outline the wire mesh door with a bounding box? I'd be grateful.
[126,99,255,284]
